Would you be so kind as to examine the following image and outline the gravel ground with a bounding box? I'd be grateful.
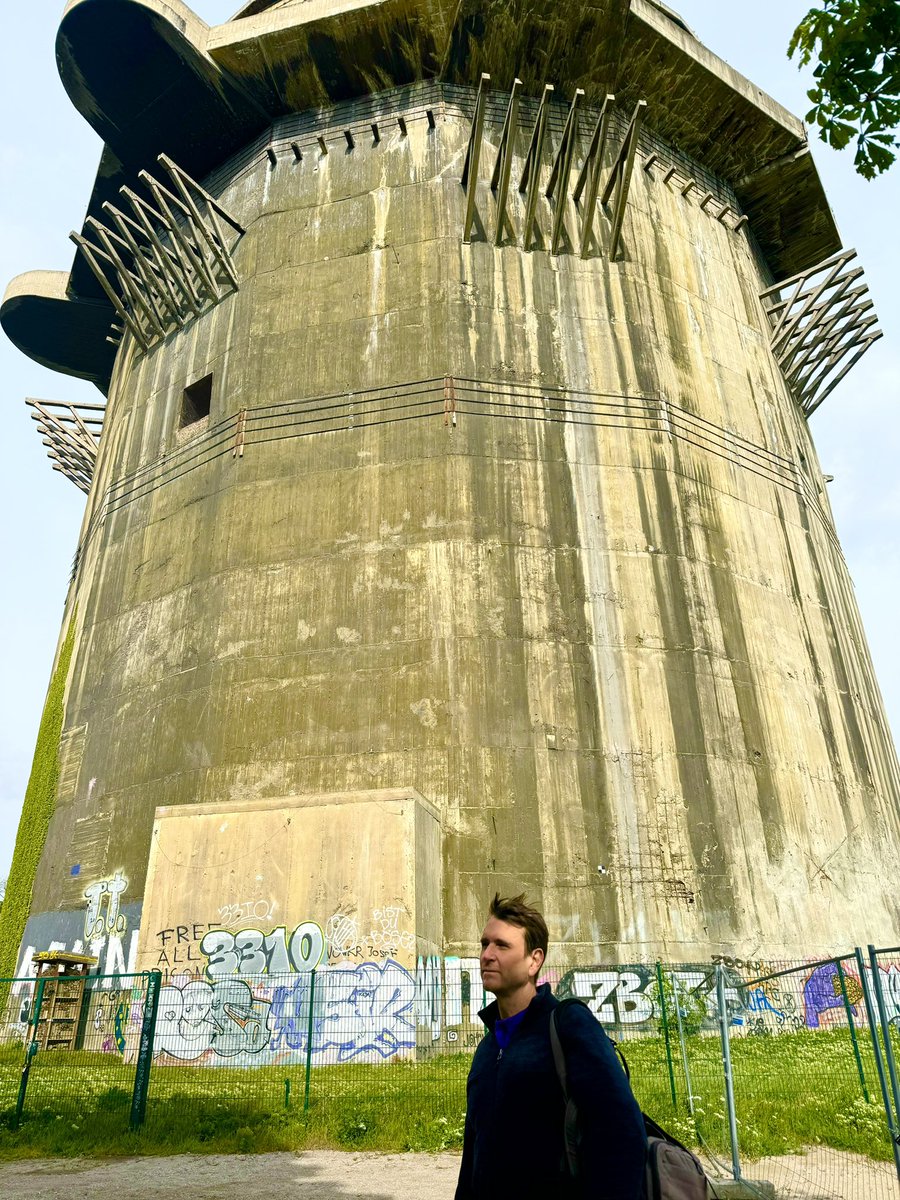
[0,1147,895,1198]
[738,1146,899,1199]
[0,1150,462,1199]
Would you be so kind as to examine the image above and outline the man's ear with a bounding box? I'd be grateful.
[529,946,545,979]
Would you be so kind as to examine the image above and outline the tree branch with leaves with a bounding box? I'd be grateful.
[789,0,900,177]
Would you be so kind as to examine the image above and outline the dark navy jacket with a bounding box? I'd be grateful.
[455,984,646,1199]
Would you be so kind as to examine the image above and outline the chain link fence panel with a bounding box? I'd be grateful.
[0,972,155,1142]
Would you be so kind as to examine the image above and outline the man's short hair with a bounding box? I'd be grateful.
[488,892,549,957]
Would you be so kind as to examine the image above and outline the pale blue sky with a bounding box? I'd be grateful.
[1,1,897,880]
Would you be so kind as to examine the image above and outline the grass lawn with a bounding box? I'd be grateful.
[0,1029,893,1162]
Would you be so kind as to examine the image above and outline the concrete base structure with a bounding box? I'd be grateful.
[2,1,898,994]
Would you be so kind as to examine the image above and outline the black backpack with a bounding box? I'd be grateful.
[549,999,719,1199]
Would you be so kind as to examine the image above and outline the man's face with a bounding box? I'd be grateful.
[479,916,544,998]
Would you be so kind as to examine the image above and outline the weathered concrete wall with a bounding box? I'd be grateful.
[19,85,900,971]
[138,788,442,976]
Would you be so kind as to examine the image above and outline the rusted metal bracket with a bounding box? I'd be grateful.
[233,408,247,458]
[443,375,457,428]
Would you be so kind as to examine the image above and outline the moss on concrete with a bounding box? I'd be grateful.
[0,616,76,979]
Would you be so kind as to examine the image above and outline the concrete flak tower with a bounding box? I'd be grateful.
[2,0,899,993]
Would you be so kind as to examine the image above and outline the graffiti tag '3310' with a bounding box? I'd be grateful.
[199,923,325,978]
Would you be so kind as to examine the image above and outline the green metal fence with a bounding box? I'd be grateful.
[0,971,158,1134]
[1,953,899,1197]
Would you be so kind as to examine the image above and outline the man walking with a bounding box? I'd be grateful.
[455,893,647,1199]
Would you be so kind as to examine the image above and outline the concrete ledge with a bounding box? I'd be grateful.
[709,1179,776,1198]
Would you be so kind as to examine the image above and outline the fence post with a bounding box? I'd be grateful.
[655,961,678,1108]
[670,971,695,1116]
[130,970,161,1131]
[836,959,869,1102]
[14,977,45,1128]
[854,946,900,1183]
[303,968,316,1112]
[716,964,741,1182]
[868,948,900,1139]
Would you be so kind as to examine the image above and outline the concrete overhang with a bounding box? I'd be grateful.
[0,271,115,391]
[6,0,840,387]
[619,0,838,277]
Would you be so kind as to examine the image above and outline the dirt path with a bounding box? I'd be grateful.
[0,1150,461,1199]
[738,1146,898,1198]
[0,1147,895,1198]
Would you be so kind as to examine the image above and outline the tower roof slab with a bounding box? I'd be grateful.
[6,0,841,385]
[60,0,838,284]
[0,271,115,389]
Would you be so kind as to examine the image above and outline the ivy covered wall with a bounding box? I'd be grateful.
[0,617,76,978]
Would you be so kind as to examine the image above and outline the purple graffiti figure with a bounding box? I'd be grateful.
[803,962,859,1029]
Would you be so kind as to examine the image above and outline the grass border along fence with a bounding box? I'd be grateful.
[0,949,898,1191]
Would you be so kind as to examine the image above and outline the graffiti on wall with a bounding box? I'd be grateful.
[11,882,900,1066]
[803,961,862,1029]
[555,964,747,1033]
[155,977,272,1060]
[217,899,276,927]
[199,922,326,978]
[11,873,141,991]
[84,872,128,941]
[322,909,416,964]
[152,959,418,1064]
[92,991,130,1055]
[269,959,417,1062]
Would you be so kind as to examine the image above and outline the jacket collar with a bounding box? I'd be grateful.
[479,981,555,1032]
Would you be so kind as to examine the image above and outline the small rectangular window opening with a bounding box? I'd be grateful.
[181,374,212,429]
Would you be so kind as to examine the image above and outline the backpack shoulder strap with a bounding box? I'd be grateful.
[548,1004,581,1178]
[557,997,632,1084]
[549,997,597,1091]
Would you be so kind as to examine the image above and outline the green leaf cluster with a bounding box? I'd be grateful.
[647,970,709,1037]
[789,0,900,178]
[0,618,76,980]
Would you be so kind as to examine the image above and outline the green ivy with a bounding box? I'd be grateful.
[0,616,77,979]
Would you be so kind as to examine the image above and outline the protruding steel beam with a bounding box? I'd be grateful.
[69,231,149,350]
[760,247,881,414]
[462,73,491,244]
[27,397,103,493]
[575,94,614,259]
[519,84,554,252]
[490,78,522,246]
[546,88,584,256]
[102,201,187,329]
[85,218,166,339]
[601,99,647,261]
[158,154,242,289]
